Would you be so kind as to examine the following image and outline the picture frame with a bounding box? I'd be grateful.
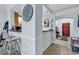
[42,6,52,32]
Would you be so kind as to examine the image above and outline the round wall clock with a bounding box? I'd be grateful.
[22,4,33,22]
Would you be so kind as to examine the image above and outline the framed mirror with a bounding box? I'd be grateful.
[22,4,33,22]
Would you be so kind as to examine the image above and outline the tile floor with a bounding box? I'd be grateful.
[43,39,79,55]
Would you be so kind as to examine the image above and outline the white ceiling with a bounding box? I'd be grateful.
[46,4,79,12]
[0,4,24,13]
[0,4,8,11]
[0,4,14,12]
[0,4,78,13]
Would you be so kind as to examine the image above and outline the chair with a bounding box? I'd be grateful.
[71,37,79,52]
[2,36,21,55]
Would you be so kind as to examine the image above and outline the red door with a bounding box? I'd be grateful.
[62,23,70,37]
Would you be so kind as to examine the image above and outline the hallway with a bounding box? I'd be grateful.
[43,39,79,55]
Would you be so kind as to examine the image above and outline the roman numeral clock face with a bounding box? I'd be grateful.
[22,4,33,22]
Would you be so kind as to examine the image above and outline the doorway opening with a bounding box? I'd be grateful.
[14,12,22,32]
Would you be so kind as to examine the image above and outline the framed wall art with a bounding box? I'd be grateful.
[42,6,52,31]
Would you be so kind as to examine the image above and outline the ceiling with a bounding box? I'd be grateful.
[45,4,79,13]
[0,4,8,11]
[0,4,15,12]
[0,4,78,13]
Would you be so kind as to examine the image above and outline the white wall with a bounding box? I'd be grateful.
[35,5,43,55]
[8,4,36,55]
[42,6,55,52]
[73,16,79,37]
[35,5,56,54]
[34,5,56,54]
[42,31,52,51]
[0,11,8,34]
[56,18,74,37]
[21,4,36,55]
[8,9,15,31]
